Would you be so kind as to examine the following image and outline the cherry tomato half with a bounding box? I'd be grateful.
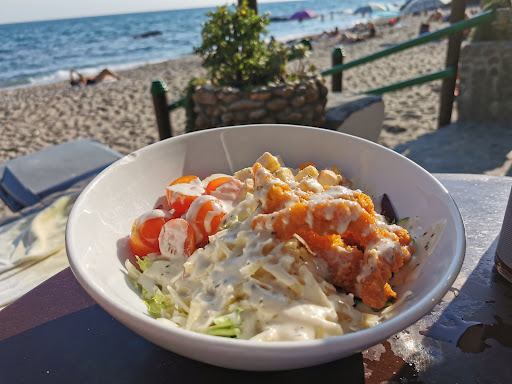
[186,195,226,245]
[130,220,159,256]
[205,176,244,200]
[166,175,205,216]
[158,218,196,258]
[129,211,171,257]
[139,217,169,249]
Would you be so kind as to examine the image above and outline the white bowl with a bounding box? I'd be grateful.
[66,124,465,371]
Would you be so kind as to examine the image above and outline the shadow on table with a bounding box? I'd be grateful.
[393,122,512,176]
[0,305,365,383]
[415,235,512,382]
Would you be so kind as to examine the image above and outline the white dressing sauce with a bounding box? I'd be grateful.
[209,178,244,201]
[186,195,227,243]
[167,177,205,205]
[135,209,171,228]
[159,219,190,259]
[201,173,232,188]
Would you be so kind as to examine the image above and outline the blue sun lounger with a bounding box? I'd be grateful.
[0,139,122,213]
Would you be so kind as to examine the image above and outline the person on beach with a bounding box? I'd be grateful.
[418,23,430,36]
[69,69,121,86]
[428,8,444,23]
[339,32,364,43]
[320,27,340,38]
[389,16,400,26]
[367,22,377,38]
[338,22,379,44]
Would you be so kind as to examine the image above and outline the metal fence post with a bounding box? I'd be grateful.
[151,79,172,140]
[332,47,345,92]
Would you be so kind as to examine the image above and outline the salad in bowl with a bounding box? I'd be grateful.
[66,124,464,370]
[125,152,444,341]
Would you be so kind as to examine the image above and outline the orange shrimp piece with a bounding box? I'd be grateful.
[296,230,363,293]
[393,225,415,247]
[253,163,299,213]
[252,197,414,309]
[351,191,375,215]
[251,198,374,242]
[297,229,404,308]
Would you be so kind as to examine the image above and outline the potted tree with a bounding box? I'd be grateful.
[185,1,327,132]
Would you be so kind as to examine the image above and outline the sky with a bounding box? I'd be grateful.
[0,0,283,25]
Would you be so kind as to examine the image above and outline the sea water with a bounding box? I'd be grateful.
[0,0,400,90]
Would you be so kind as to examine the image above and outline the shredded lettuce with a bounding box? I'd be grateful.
[136,255,153,272]
[384,216,410,226]
[204,308,243,338]
[143,288,171,318]
[353,296,397,312]
[220,214,239,230]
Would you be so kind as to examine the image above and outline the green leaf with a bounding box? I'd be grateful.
[204,307,243,338]
[142,288,172,318]
[136,255,153,272]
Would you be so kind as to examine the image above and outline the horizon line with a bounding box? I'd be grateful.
[0,0,300,26]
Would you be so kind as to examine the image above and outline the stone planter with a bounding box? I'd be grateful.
[190,76,328,131]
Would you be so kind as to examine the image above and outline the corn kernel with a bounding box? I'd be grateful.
[318,169,342,187]
[256,152,282,173]
[295,165,319,182]
[234,167,253,181]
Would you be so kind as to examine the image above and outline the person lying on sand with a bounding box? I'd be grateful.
[339,32,366,43]
[339,22,381,43]
[69,69,121,86]
[320,27,340,38]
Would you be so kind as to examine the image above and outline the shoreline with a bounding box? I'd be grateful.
[0,13,453,161]
[0,10,392,92]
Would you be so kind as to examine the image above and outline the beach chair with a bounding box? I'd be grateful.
[0,139,122,309]
[0,139,122,215]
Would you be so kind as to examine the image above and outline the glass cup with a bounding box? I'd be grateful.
[495,186,512,283]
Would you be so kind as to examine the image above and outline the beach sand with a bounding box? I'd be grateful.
[1,14,510,218]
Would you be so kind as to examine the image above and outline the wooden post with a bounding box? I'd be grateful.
[332,47,346,92]
[151,79,172,140]
[438,0,466,128]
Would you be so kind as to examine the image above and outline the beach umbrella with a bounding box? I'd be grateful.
[289,9,317,20]
[400,0,452,14]
[354,3,388,15]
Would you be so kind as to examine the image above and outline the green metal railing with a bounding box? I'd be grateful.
[365,67,455,95]
[169,96,186,111]
[320,9,495,78]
